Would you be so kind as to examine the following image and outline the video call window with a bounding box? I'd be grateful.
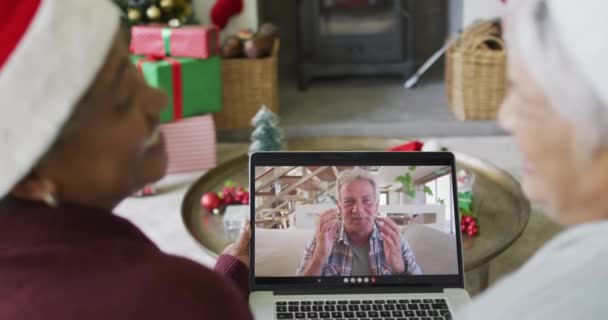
[253,165,460,278]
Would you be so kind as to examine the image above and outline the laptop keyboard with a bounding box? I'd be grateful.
[275,298,452,320]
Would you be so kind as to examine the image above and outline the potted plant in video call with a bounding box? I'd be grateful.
[395,166,446,206]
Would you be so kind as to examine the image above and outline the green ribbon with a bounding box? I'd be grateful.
[458,191,473,213]
[162,28,172,56]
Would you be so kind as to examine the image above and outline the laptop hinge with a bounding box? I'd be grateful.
[274,286,443,296]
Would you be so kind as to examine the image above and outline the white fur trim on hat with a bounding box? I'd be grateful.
[0,0,120,197]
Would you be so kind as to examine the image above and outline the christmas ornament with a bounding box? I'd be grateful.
[222,35,243,58]
[460,214,479,237]
[211,0,243,29]
[244,35,274,58]
[236,29,254,41]
[456,168,478,236]
[456,169,475,192]
[249,105,285,153]
[201,180,250,215]
[174,3,193,24]
[127,8,142,23]
[146,4,162,21]
[201,192,222,213]
[115,0,196,25]
[160,0,175,10]
[221,186,236,206]
[168,18,181,28]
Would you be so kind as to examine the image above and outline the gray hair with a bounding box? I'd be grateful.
[507,0,608,162]
[335,167,379,203]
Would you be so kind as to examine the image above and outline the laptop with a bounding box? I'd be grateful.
[249,152,471,320]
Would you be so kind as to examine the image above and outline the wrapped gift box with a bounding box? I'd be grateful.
[130,25,220,59]
[160,115,217,173]
[132,55,222,123]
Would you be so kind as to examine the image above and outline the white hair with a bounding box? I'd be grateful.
[335,167,379,203]
[507,0,608,162]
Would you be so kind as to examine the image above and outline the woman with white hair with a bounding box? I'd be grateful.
[456,1,608,319]
[0,1,251,319]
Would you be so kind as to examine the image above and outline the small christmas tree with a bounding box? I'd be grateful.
[249,105,285,153]
[113,0,197,27]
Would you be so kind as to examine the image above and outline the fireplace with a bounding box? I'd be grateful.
[298,0,415,89]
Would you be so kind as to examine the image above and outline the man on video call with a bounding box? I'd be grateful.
[297,168,422,276]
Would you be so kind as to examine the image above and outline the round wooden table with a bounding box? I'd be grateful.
[181,137,530,295]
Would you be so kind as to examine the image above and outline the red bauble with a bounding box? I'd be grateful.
[221,193,235,205]
[201,192,221,212]
[235,186,245,196]
[240,192,249,204]
[461,215,480,237]
[222,186,236,198]
[234,186,246,202]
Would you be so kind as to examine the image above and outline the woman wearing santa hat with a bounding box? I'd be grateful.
[456,0,608,319]
[0,1,251,319]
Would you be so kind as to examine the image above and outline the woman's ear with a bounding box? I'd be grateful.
[10,172,58,203]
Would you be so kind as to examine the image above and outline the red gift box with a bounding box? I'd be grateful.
[160,115,217,173]
[130,25,220,59]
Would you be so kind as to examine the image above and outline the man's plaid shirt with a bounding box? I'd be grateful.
[297,221,422,276]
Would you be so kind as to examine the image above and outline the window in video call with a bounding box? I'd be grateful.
[253,165,460,282]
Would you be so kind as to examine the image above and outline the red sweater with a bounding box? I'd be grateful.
[0,197,253,320]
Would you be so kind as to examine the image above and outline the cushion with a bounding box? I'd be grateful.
[253,224,459,276]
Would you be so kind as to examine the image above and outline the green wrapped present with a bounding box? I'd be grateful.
[458,191,473,213]
[131,55,222,123]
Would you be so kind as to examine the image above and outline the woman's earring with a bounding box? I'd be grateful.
[42,193,59,208]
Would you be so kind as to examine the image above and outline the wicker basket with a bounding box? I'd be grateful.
[445,22,507,121]
[214,40,280,130]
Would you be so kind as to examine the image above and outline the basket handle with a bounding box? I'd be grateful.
[465,35,505,52]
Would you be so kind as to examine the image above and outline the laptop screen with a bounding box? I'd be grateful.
[250,152,464,290]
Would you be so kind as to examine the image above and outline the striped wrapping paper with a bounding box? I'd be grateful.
[160,115,217,173]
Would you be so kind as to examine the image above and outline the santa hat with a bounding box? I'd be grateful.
[0,0,120,197]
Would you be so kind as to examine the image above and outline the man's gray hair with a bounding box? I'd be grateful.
[335,167,379,203]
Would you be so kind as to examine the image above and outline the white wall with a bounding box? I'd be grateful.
[292,204,446,230]
[292,204,334,229]
[450,0,506,34]
[463,0,505,27]
[192,0,259,41]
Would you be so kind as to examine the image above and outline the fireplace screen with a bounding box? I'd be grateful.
[319,0,397,36]
[298,0,415,89]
